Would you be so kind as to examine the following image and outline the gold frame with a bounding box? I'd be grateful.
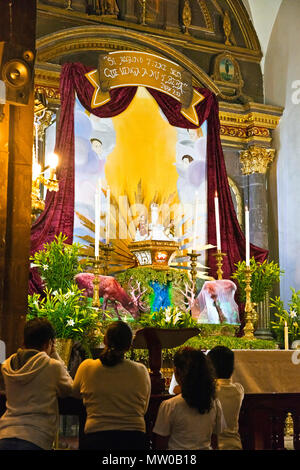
[211,51,244,101]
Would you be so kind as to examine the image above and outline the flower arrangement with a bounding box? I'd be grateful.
[232,257,284,304]
[30,233,88,293]
[137,306,199,329]
[27,285,100,354]
[270,288,300,345]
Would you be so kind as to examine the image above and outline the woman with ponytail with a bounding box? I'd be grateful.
[72,321,151,450]
[153,347,225,450]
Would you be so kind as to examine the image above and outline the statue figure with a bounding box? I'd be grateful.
[134,204,177,242]
[135,214,149,241]
[99,0,119,15]
[86,0,119,15]
[194,280,240,325]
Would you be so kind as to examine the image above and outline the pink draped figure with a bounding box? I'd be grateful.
[192,280,240,325]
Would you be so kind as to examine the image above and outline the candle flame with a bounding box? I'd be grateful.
[215,191,218,198]
[245,205,249,211]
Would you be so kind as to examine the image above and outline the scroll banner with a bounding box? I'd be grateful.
[85,51,205,126]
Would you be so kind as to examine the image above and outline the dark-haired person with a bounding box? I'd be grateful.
[0,318,73,450]
[72,321,151,450]
[207,346,244,450]
[153,347,225,450]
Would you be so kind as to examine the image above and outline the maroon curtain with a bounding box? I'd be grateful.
[30,62,267,293]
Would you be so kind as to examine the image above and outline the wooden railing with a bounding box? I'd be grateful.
[1,391,300,450]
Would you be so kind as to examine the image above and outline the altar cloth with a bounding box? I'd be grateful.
[232,350,300,394]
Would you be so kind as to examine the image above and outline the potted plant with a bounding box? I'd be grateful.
[270,288,300,347]
[30,233,88,293]
[27,285,100,364]
[231,258,284,305]
[29,233,97,363]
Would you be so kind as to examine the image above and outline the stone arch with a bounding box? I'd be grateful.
[36,25,220,95]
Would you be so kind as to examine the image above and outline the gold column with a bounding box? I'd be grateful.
[239,146,275,175]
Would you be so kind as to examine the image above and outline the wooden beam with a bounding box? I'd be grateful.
[0,0,36,356]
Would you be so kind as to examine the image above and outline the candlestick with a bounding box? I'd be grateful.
[243,266,257,340]
[91,256,103,307]
[187,250,200,292]
[192,193,200,251]
[213,250,227,280]
[105,186,110,245]
[284,321,289,350]
[214,192,221,251]
[101,243,114,276]
[245,206,250,266]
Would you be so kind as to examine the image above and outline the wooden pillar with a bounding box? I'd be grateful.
[0,0,36,357]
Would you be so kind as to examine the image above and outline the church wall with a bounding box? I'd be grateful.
[264,0,300,304]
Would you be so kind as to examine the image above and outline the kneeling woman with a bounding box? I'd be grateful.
[72,321,151,450]
[153,347,225,450]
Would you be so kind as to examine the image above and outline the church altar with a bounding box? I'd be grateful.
[232,350,300,394]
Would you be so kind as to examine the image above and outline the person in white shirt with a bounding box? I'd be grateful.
[153,347,226,450]
[0,318,73,450]
[207,346,244,450]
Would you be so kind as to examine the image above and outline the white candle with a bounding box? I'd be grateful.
[106,186,111,244]
[284,321,289,350]
[245,206,250,266]
[94,180,101,257]
[214,192,221,251]
[193,192,200,250]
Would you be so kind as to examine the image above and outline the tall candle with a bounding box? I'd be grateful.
[94,180,101,257]
[214,191,221,251]
[193,192,200,250]
[284,321,289,350]
[106,186,111,244]
[245,206,250,266]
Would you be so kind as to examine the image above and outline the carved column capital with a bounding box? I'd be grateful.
[239,145,275,175]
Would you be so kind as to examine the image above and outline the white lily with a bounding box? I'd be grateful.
[66,319,75,327]
[164,307,173,323]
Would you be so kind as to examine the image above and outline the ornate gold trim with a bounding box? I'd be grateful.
[182,0,192,34]
[223,11,232,46]
[195,0,214,32]
[37,3,262,62]
[218,102,283,147]
[239,145,275,174]
[211,52,244,101]
[36,26,220,94]
[225,0,260,51]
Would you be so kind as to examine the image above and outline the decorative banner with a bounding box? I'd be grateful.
[85,51,205,126]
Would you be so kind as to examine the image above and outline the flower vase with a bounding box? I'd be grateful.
[55,338,73,367]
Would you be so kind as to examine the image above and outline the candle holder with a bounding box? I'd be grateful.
[213,250,227,280]
[91,256,103,307]
[243,266,257,340]
[187,250,200,289]
[101,243,114,276]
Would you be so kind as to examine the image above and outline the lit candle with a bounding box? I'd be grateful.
[94,180,101,257]
[245,206,250,266]
[193,192,200,251]
[105,186,110,245]
[214,191,221,251]
[284,321,289,350]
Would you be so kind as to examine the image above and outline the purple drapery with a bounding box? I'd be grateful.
[30,62,268,295]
